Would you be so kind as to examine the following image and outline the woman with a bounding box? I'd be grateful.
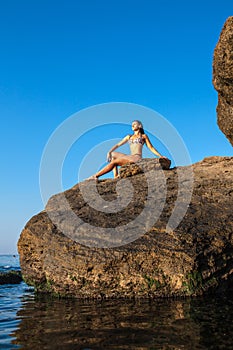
[87,120,166,180]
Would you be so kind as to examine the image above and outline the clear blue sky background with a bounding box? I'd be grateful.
[0,0,232,254]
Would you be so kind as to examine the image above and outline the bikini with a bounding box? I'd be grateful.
[128,136,145,145]
[128,136,144,158]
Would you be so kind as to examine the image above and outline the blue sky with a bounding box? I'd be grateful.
[0,0,232,254]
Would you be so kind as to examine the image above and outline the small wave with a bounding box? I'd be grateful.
[0,256,20,273]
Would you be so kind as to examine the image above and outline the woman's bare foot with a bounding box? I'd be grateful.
[86,174,98,181]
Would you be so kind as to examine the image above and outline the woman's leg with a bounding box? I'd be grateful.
[111,151,127,159]
[90,156,135,179]
[113,165,118,178]
[111,152,126,178]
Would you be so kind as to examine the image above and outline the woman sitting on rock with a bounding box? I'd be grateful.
[87,120,167,180]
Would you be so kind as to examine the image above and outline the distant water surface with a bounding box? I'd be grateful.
[0,255,233,349]
[0,255,20,273]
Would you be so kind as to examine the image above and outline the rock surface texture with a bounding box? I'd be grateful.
[18,157,233,298]
[213,16,233,145]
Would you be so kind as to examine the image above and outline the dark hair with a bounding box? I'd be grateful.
[133,120,145,135]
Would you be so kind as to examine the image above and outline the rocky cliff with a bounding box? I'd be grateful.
[18,156,233,298]
[213,16,233,146]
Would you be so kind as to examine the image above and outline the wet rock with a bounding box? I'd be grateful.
[0,271,23,285]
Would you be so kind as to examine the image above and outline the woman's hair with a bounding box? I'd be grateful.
[133,120,145,135]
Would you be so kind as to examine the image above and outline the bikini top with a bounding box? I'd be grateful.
[128,135,145,145]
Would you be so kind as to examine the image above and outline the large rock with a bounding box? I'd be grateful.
[0,271,22,285]
[119,157,171,178]
[18,157,233,298]
[213,16,233,146]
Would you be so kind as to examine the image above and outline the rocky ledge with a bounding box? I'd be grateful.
[18,156,233,298]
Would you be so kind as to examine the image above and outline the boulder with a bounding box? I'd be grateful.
[0,271,22,285]
[213,16,233,145]
[119,157,171,178]
[18,157,233,298]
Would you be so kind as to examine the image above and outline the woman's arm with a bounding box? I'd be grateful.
[143,134,165,158]
[107,135,130,161]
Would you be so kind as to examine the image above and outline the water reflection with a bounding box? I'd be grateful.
[12,295,233,349]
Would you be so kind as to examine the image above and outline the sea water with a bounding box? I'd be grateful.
[0,255,233,349]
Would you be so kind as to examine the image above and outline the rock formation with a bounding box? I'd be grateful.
[18,157,233,298]
[213,16,233,145]
[0,271,22,285]
[18,18,233,299]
